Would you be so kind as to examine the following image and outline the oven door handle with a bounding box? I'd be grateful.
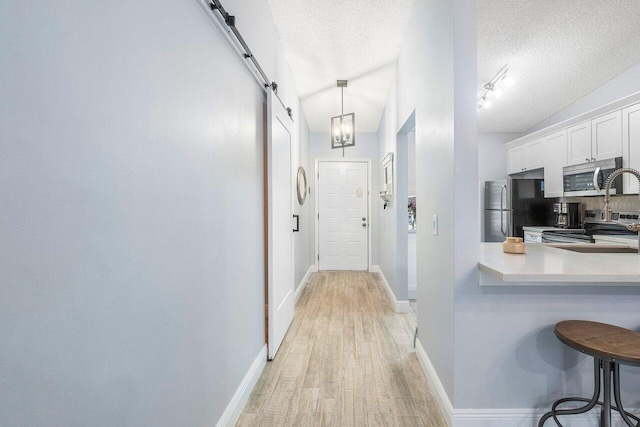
[593,166,602,192]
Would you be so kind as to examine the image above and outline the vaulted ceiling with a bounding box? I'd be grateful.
[268,1,640,135]
[267,0,415,133]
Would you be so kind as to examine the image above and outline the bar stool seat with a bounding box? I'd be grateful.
[539,320,640,427]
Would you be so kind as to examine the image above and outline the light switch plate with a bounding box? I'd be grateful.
[432,215,438,235]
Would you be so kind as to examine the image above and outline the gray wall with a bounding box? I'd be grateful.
[0,0,310,425]
[454,285,640,409]
[478,132,522,182]
[294,116,313,289]
[525,62,640,135]
[377,95,401,303]
[376,0,478,401]
[309,132,380,267]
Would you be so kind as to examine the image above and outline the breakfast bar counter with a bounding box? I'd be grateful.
[479,242,640,285]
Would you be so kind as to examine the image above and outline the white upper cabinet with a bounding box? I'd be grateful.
[566,112,622,165]
[504,97,638,193]
[508,139,544,174]
[526,139,546,170]
[567,121,592,165]
[623,103,640,194]
[507,145,526,174]
[592,110,623,161]
[544,130,568,198]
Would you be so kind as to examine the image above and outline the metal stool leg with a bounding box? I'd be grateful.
[539,357,601,427]
[539,358,640,427]
[602,360,612,427]
[613,362,640,427]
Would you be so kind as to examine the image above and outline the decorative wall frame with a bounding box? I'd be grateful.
[296,166,307,205]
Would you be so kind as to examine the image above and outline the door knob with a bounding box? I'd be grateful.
[362,223,367,227]
[362,217,366,221]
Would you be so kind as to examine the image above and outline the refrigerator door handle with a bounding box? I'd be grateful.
[500,185,507,235]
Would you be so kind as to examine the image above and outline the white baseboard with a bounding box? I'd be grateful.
[295,265,317,303]
[215,345,267,427]
[415,338,454,426]
[414,339,633,426]
[408,286,416,300]
[452,408,632,426]
[396,300,411,312]
[372,265,410,313]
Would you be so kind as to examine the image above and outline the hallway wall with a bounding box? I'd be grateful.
[376,0,479,406]
[293,116,313,289]
[0,0,310,425]
[377,84,404,303]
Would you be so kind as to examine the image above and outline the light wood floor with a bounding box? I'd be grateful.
[236,271,446,427]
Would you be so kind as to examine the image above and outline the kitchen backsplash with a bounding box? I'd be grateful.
[560,195,640,213]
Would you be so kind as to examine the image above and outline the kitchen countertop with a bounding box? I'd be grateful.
[479,242,640,285]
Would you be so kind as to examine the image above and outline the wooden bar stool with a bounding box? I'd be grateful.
[539,320,640,427]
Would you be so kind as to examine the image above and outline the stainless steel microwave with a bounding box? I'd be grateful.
[562,157,622,197]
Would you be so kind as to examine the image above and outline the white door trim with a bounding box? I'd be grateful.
[314,158,372,271]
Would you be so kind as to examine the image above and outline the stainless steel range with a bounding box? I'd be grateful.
[542,210,638,244]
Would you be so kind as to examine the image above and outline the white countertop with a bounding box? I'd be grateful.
[479,242,640,284]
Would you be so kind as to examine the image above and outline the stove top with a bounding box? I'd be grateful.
[542,230,593,243]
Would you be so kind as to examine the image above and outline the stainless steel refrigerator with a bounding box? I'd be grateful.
[484,179,556,242]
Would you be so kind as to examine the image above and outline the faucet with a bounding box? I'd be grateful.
[603,168,640,254]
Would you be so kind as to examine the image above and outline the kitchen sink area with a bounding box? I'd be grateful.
[550,245,638,254]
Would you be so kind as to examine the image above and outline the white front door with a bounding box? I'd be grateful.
[266,91,294,360]
[318,161,368,271]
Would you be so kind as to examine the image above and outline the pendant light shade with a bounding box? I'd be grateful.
[331,80,355,149]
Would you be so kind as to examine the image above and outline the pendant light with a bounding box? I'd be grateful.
[331,80,356,151]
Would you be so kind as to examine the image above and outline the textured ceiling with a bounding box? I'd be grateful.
[478,0,640,133]
[267,0,414,132]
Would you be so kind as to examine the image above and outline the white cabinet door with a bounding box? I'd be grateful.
[526,139,546,170]
[567,121,592,166]
[507,146,526,174]
[544,130,568,198]
[592,110,622,161]
[623,103,640,194]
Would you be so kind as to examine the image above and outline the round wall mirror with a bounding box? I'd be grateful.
[296,167,307,205]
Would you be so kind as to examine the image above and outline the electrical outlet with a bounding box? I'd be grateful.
[432,215,438,235]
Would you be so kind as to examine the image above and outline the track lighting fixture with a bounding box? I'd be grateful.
[478,65,513,110]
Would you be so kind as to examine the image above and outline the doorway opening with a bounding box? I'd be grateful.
[397,111,417,330]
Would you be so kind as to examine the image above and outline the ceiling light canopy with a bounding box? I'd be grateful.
[478,64,513,111]
[331,80,356,152]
